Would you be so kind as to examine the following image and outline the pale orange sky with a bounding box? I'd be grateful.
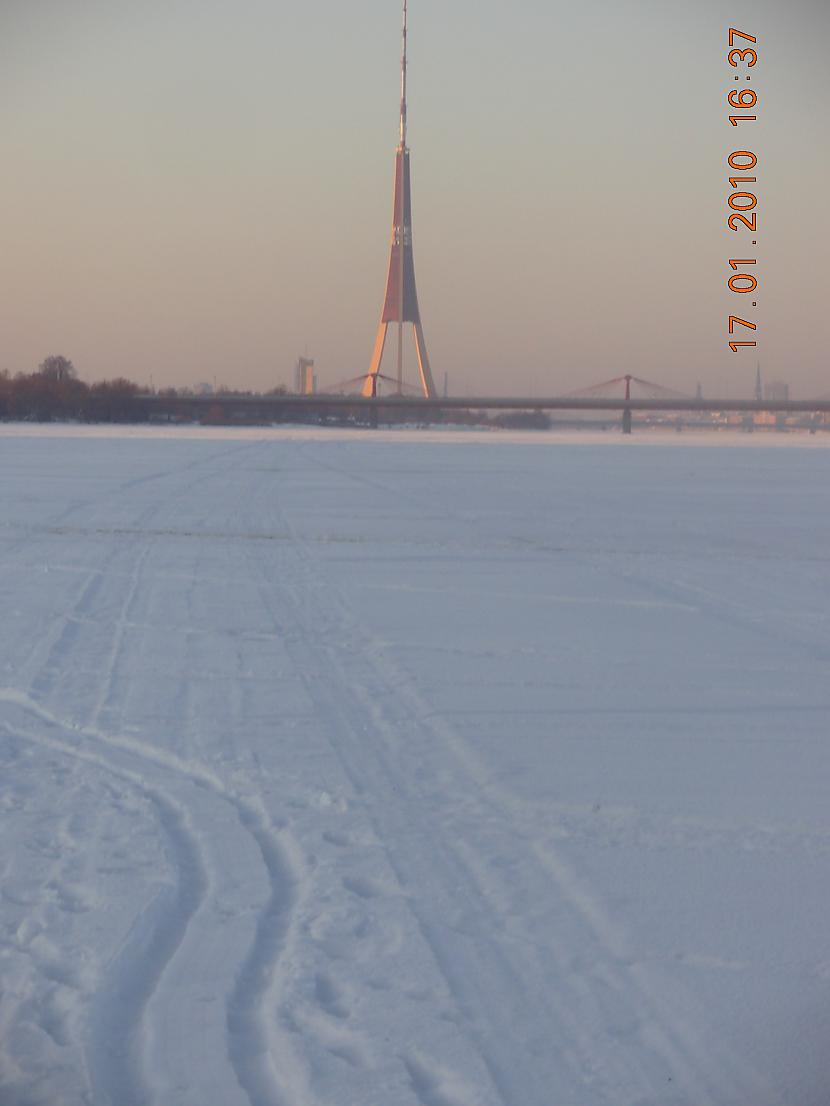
[1,0,828,397]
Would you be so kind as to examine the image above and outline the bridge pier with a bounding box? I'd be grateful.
[622,406,632,435]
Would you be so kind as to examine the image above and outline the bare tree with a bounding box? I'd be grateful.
[38,355,76,382]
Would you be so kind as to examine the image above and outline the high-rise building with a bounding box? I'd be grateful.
[295,356,315,395]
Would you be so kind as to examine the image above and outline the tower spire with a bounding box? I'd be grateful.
[360,0,436,400]
[400,0,407,149]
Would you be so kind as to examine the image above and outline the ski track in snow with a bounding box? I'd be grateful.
[281,446,781,1103]
[242,446,776,1106]
[0,443,308,1106]
[0,711,208,1106]
[0,690,305,1106]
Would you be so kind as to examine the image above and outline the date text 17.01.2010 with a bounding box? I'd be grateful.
[726,28,759,354]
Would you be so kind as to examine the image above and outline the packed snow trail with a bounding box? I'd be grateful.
[1,427,829,1106]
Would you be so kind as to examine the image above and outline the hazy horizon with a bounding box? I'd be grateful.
[2,0,828,398]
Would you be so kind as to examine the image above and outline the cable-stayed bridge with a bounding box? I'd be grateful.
[131,373,830,434]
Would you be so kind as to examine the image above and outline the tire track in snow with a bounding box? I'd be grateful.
[372,656,776,1106]
[613,559,830,663]
[225,801,306,1106]
[248,561,661,1106]
[361,601,774,1104]
[0,690,308,1106]
[304,446,783,1105]
[243,518,604,1104]
[88,537,154,732]
[20,491,168,707]
[4,443,311,1104]
[15,442,264,710]
[248,451,777,1106]
[0,716,208,1106]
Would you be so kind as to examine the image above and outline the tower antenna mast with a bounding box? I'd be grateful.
[396,0,408,389]
[400,0,408,148]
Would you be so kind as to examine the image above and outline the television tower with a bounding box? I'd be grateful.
[360,0,436,398]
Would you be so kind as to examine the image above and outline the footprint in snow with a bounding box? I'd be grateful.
[314,972,350,1020]
[302,1008,371,1070]
[47,879,100,915]
[403,1054,477,1106]
[342,874,386,900]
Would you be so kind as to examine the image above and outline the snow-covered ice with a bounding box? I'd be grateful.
[1,425,828,1106]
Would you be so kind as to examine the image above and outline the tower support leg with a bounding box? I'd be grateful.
[413,321,437,398]
[363,323,389,397]
[622,407,632,434]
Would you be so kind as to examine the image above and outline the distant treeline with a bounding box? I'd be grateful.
[1,364,140,422]
[0,356,288,424]
[1,356,554,429]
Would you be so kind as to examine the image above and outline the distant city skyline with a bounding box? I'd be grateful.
[2,0,828,398]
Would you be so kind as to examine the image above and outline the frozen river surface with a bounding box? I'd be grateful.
[1,426,829,1106]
